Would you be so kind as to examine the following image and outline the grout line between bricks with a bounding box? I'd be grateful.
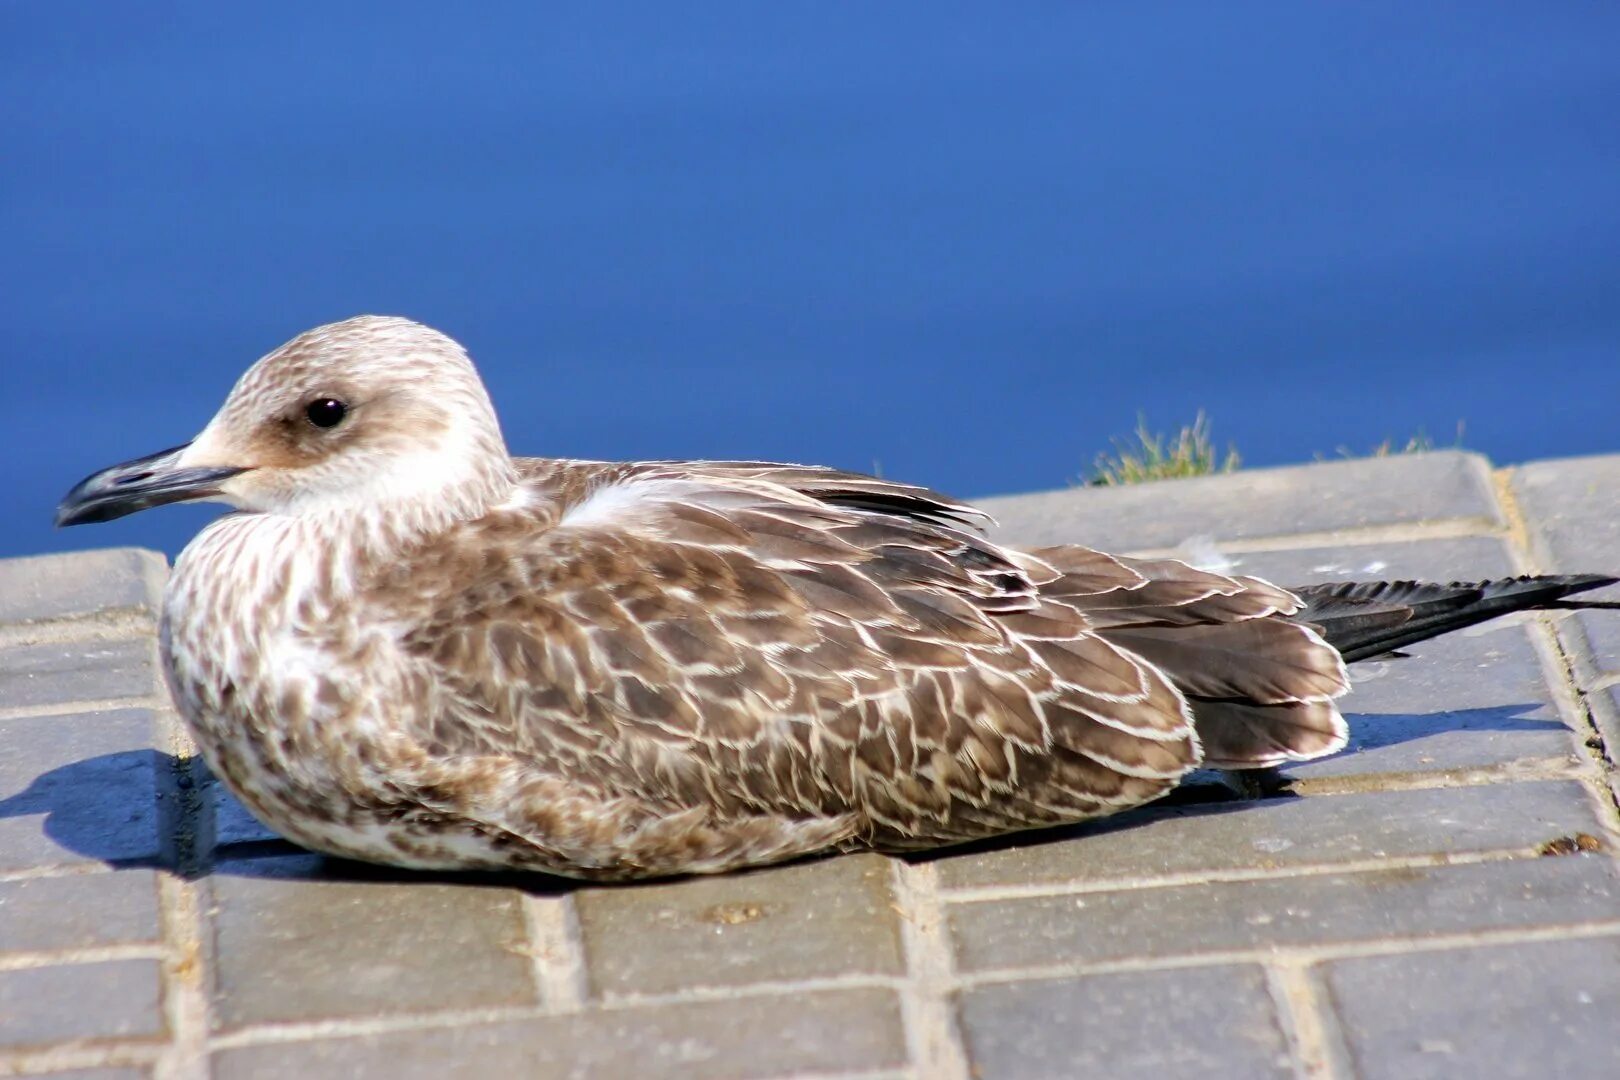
[521,893,590,1013]
[1266,959,1353,1080]
[0,609,158,651]
[1282,757,1594,796]
[0,861,122,885]
[1123,517,1504,561]
[1492,468,1620,843]
[205,974,906,1050]
[949,918,1620,989]
[937,844,1582,905]
[592,971,899,1009]
[0,942,163,972]
[151,634,214,1080]
[1490,466,1546,568]
[0,695,169,723]
[1522,623,1620,848]
[0,1043,164,1078]
[155,871,210,1080]
[205,1004,544,1051]
[889,860,970,1080]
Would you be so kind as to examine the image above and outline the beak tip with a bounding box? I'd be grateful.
[52,444,242,530]
[54,490,89,529]
[55,475,117,528]
[54,498,101,528]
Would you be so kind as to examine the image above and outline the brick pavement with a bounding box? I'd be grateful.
[1,450,1616,1078]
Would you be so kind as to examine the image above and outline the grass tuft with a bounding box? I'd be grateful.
[1321,421,1465,461]
[1082,415,1465,487]
[1087,412,1241,486]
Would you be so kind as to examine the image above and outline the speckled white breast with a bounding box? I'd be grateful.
[160,512,517,869]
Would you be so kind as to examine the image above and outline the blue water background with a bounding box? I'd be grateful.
[4,3,1618,560]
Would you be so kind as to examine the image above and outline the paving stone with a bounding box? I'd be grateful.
[208,855,537,1029]
[1222,534,1516,589]
[0,709,161,871]
[1231,537,1577,778]
[934,780,1603,891]
[209,987,907,1080]
[957,964,1291,1079]
[1325,934,1620,1079]
[0,548,166,626]
[0,959,165,1050]
[1290,632,1566,781]
[0,869,161,954]
[574,852,904,998]
[0,636,159,711]
[1511,454,1620,683]
[948,855,1620,973]
[212,783,281,849]
[978,451,1502,553]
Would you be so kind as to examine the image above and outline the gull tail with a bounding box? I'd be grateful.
[1287,574,1619,664]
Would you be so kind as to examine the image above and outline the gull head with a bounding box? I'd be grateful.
[56,316,515,528]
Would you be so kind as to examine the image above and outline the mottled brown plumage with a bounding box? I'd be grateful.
[55,316,1617,879]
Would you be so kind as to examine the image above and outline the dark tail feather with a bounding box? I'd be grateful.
[1288,574,1618,664]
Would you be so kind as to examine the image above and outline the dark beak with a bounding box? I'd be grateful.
[55,444,246,527]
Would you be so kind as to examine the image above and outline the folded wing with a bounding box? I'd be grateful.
[385,461,1212,857]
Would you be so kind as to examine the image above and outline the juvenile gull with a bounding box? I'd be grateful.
[57,317,1617,879]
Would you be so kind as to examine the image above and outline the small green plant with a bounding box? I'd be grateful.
[1321,421,1465,461]
[1087,412,1241,486]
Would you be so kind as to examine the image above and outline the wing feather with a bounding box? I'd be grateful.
[388,460,1203,855]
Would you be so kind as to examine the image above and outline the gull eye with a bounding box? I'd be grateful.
[304,398,348,429]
